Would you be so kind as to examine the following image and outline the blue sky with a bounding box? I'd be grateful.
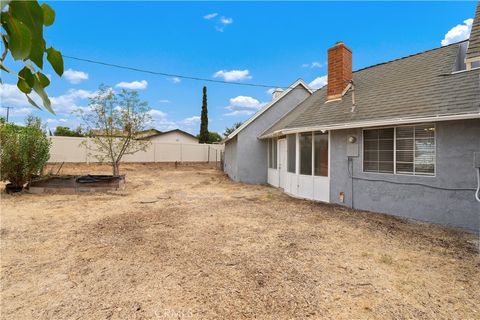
[1,1,477,135]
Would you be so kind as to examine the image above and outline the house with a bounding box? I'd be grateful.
[137,129,199,144]
[224,3,480,231]
[223,79,312,183]
[89,128,199,143]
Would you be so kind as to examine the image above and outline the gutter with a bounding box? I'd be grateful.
[259,112,480,139]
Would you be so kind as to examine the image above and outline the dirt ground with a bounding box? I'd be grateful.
[1,163,479,320]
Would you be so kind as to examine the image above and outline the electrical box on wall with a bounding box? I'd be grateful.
[346,134,359,157]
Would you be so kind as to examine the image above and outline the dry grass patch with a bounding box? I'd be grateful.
[1,163,479,319]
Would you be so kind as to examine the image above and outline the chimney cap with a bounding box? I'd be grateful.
[329,41,352,52]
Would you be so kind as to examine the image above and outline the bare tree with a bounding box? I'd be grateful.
[77,86,152,175]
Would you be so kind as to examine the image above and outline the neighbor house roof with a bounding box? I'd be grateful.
[136,129,162,139]
[137,129,197,140]
[261,41,480,138]
[466,1,480,62]
[90,128,163,139]
[224,79,312,141]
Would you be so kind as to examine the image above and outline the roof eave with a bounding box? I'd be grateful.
[224,79,312,142]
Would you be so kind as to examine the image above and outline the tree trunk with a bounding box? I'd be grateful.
[112,162,120,176]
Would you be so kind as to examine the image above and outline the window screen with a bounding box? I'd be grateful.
[300,132,312,175]
[363,128,394,173]
[314,132,328,176]
[396,124,435,175]
[287,134,296,173]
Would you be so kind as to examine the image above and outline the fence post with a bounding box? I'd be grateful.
[207,145,210,163]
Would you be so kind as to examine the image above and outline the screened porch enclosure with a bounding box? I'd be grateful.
[267,131,330,203]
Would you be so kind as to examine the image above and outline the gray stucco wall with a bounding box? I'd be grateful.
[223,136,238,181]
[224,86,311,184]
[330,119,480,232]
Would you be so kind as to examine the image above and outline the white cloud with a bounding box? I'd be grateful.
[147,109,181,131]
[203,13,218,20]
[441,18,473,46]
[158,99,170,103]
[204,13,233,32]
[50,89,95,114]
[224,95,266,116]
[309,75,328,90]
[7,107,34,117]
[44,117,70,129]
[215,16,233,32]
[0,83,38,108]
[214,70,251,82]
[0,83,95,124]
[148,109,168,119]
[0,84,94,114]
[168,77,181,84]
[63,69,89,84]
[181,116,201,125]
[302,61,322,68]
[220,16,233,25]
[115,80,148,90]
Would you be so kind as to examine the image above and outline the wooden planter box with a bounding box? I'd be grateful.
[28,175,125,194]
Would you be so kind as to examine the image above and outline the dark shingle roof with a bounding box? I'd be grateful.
[466,1,480,61]
[262,42,480,137]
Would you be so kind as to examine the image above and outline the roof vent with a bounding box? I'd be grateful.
[272,88,284,100]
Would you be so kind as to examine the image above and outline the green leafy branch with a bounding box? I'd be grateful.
[1,0,64,113]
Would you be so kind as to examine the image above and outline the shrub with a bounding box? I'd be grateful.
[0,121,51,189]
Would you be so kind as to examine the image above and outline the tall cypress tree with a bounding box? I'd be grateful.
[199,86,209,143]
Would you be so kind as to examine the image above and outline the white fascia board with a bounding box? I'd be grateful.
[260,112,480,138]
[224,79,312,141]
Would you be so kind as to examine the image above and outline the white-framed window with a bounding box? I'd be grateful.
[363,124,435,176]
[268,138,277,169]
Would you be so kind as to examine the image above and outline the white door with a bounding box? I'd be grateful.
[278,139,287,189]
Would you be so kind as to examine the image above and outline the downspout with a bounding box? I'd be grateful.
[348,80,356,209]
[347,156,354,209]
[475,152,480,202]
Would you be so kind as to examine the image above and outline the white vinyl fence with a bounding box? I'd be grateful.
[48,136,224,163]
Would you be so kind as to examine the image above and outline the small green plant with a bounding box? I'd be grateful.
[0,117,51,191]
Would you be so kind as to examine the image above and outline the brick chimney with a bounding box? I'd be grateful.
[327,41,352,100]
